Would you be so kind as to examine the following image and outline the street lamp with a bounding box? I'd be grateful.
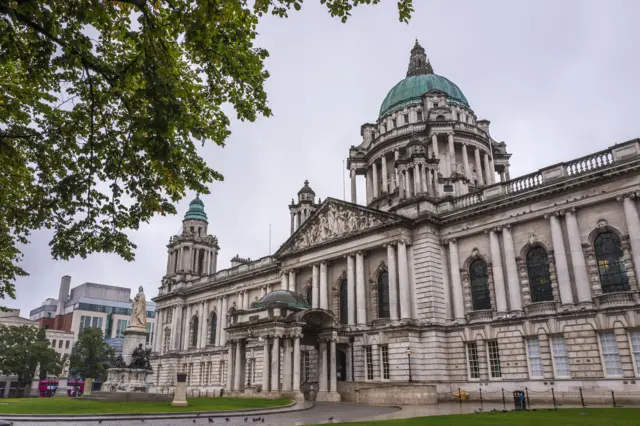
[406,347,413,383]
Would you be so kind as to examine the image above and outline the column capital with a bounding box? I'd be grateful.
[441,237,457,245]
[484,226,502,234]
[447,132,454,137]
[616,190,640,201]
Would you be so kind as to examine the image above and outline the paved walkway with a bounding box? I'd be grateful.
[6,400,637,426]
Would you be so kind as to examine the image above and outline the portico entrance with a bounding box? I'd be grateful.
[224,290,343,402]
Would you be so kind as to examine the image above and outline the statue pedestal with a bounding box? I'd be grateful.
[102,368,151,393]
[122,327,147,366]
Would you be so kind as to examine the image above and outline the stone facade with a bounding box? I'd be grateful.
[151,42,640,403]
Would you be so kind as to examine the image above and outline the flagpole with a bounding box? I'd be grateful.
[342,160,346,201]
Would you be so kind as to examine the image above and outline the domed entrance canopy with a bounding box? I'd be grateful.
[254,290,311,310]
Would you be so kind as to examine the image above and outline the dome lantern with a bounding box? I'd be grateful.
[183,194,208,223]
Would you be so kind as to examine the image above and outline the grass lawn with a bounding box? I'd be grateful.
[325,408,640,426]
[0,397,291,414]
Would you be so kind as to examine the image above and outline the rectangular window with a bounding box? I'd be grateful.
[52,339,56,348]
[550,335,570,378]
[403,114,409,125]
[58,339,63,349]
[116,319,128,338]
[631,331,640,375]
[466,342,480,379]
[381,345,390,380]
[600,332,623,376]
[365,346,374,380]
[417,110,423,121]
[91,316,103,330]
[65,340,70,349]
[391,118,396,128]
[487,340,502,378]
[79,315,92,333]
[526,338,544,378]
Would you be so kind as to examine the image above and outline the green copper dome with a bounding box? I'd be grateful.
[379,74,469,117]
[183,195,208,222]
[255,290,311,310]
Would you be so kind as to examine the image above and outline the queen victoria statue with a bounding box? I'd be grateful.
[130,286,147,330]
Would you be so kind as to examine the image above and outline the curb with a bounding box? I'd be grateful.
[0,401,314,422]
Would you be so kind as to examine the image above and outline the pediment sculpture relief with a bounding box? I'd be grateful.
[284,203,394,253]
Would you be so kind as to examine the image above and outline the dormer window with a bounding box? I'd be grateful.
[391,118,396,128]
[433,102,438,108]
[403,114,409,125]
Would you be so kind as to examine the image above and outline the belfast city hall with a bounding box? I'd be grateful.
[151,41,640,404]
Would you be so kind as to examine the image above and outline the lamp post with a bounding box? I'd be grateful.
[406,347,413,383]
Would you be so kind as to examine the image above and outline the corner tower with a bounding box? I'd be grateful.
[163,195,220,287]
[289,180,320,235]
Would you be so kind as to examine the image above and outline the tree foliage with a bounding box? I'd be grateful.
[0,0,413,301]
[69,327,114,380]
[0,325,62,396]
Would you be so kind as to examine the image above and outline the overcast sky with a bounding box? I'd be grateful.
[8,0,640,315]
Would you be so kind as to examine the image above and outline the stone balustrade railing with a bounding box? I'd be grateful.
[505,171,544,194]
[451,191,483,209]
[565,149,614,176]
[188,256,276,287]
[373,123,427,145]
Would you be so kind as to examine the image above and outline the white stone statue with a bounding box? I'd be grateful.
[130,286,147,329]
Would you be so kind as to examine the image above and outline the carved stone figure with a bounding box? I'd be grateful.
[286,202,390,253]
[112,355,127,368]
[129,343,153,371]
[130,286,146,329]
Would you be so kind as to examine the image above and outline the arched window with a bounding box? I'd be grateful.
[190,315,198,347]
[594,232,629,293]
[209,312,217,345]
[377,271,390,319]
[339,279,348,324]
[306,287,313,306]
[469,259,491,310]
[526,247,553,302]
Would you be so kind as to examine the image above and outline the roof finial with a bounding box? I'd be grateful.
[304,179,309,186]
[407,39,433,77]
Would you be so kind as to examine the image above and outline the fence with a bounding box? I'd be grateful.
[156,387,230,398]
[444,387,640,410]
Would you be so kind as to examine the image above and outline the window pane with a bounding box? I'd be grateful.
[630,331,640,375]
[210,313,217,345]
[527,338,544,378]
[550,335,571,378]
[594,233,629,293]
[467,343,480,379]
[365,347,374,380]
[469,260,491,310]
[599,332,623,376]
[526,247,554,302]
[339,279,348,324]
[381,345,390,380]
[487,340,501,378]
[377,272,390,319]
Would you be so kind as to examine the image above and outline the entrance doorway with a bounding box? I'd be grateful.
[337,348,346,381]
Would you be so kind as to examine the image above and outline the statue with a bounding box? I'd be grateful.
[112,355,127,368]
[129,343,153,371]
[130,286,146,329]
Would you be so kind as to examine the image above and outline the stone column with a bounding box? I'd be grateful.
[288,270,296,292]
[220,297,228,346]
[421,164,428,193]
[474,147,484,186]
[621,193,640,281]
[448,239,465,320]
[404,169,412,198]
[212,251,218,275]
[318,341,328,393]
[386,244,399,321]
[346,345,353,381]
[372,161,379,199]
[183,304,192,349]
[350,169,357,203]
[329,339,337,393]
[261,286,266,298]
[502,225,523,313]
[398,169,405,198]
[398,241,411,320]
[547,213,573,305]
[270,336,280,392]
[280,271,288,292]
[293,335,301,392]
[462,143,471,180]
[355,252,367,324]
[234,340,244,391]
[216,298,223,346]
[243,291,249,310]
[290,212,294,235]
[262,337,270,392]
[489,229,508,314]
[282,338,292,391]
[366,168,373,204]
[483,152,493,185]
[320,261,328,309]
[197,301,206,348]
[431,134,439,158]
[448,133,455,176]
[312,263,320,309]
[394,149,400,192]
[347,254,356,325]
[227,342,235,390]
[381,154,388,193]
[414,164,421,194]
[565,209,592,304]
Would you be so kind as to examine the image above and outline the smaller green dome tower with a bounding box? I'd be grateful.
[183,194,208,223]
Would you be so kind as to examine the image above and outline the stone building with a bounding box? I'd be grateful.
[151,41,640,403]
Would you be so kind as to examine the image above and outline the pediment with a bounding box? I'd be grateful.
[276,198,405,256]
